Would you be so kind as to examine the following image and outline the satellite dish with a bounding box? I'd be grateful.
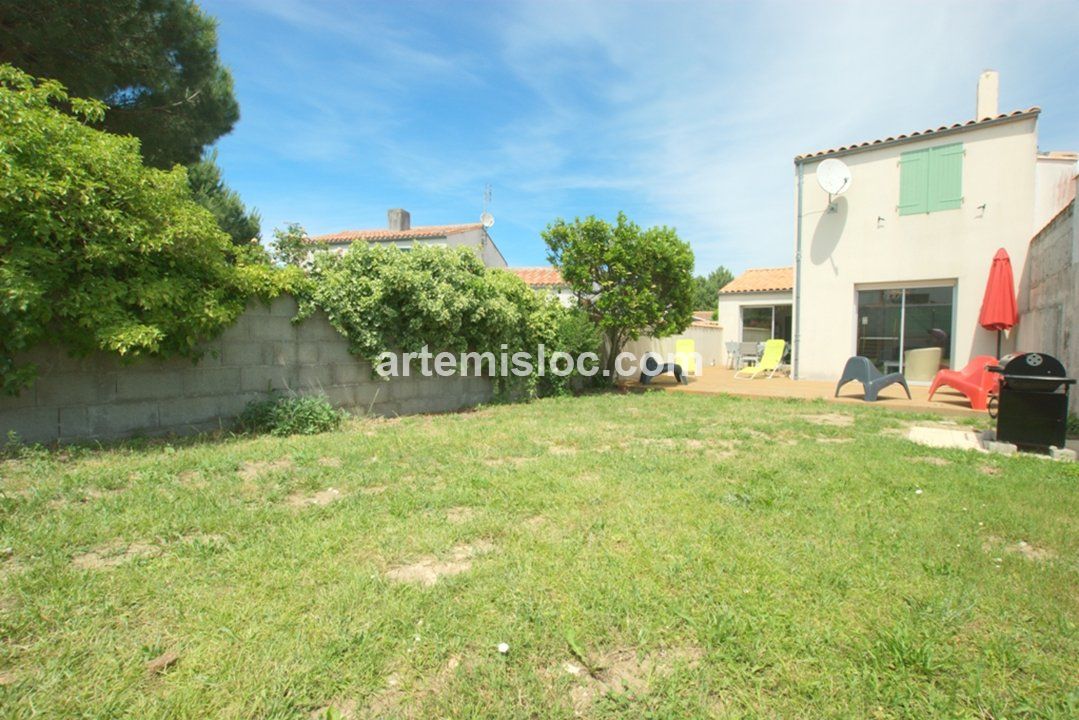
[480,211,495,228]
[817,158,852,196]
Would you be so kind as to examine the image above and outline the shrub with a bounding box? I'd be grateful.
[0,65,294,395]
[237,394,346,436]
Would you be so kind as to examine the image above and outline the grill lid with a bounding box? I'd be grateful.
[992,352,1067,378]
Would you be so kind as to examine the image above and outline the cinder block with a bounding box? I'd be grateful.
[215,318,250,343]
[295,342,318,365]
[221,342,264,367]
[116,370,181,401]
[240,366,290,393]
[1050,447,1077,462]
[263,342,294,367]
[247,316,295,341]
[318,341,355,364]
[37,371,118,406]
[86,402,159,438]
[59,406,90,439]
[0,407,58,444]
[323,385,357,409]
[0,383,37,411]
[159,395,228,428]
[182,367,242,397]
[295,365,333,391]
[332,362,367,386]
[986,440,1018,456]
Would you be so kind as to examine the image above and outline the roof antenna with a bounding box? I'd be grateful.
[480,184,494,228]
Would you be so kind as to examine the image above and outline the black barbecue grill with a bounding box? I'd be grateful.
[988,352,1075,451]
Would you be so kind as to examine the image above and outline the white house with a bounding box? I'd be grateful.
[716,267,793,355]
[792,71,1077,382]
[308,208,507,268]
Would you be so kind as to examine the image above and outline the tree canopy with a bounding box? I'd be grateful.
[543,212,695,378]
[0,65,287,395]
[0,0,240,169]
[692,265,734,311]
[187,150,261,245]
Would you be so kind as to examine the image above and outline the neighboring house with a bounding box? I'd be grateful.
[792,71,1077,382]
[307,208,507,268]
[507,267,576,306]
[716,267,793,359]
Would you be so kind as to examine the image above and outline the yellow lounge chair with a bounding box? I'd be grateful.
[735,339,786,379]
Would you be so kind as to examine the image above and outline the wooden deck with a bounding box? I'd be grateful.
[630,366,985,418]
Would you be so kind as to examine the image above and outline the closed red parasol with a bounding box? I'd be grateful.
[978,248,1018,358]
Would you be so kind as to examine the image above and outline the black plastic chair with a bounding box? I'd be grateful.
[834,356,911,402]
[639,355,686,385]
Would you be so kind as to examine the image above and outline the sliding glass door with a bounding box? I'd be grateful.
[741,304,793,344]
[856,285,953,378]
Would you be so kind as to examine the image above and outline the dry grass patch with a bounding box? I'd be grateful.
[983,536,1056,562]
[802,413,854,427]
[385,541,495,587]
[286,487,342,508]
[237,458,293,482]
[72,540,161,570]
[913,456,952,466]
[361,655,466,719]
[444,506,477,524]
[360,485,387,495]
[553,646,703,715]
[317,456,342,468]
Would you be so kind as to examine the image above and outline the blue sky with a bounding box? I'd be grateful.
[203,0,1079,274]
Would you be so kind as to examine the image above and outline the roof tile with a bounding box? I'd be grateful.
[308,223,483,244]
[507,267,565,287]
[719,267,793,294]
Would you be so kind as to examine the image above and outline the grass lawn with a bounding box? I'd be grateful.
[1,391,1078,718]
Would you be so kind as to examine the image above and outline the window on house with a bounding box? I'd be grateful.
[898,143,964,215]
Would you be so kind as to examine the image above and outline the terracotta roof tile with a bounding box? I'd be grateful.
[507,267,565,287]
[308,223,483,244]
[719,267,793,294]
[794,108,1040,162]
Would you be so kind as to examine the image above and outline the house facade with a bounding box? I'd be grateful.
[309,208,507,268]
[716,267,793,362]
[793,71,1077,382]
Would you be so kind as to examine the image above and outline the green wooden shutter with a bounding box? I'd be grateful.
[898,149,929,215]
[927,143,963,212]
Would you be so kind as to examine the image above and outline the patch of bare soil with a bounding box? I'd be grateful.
[318,456,342,468]
[237,457,293,482]
[385,541,495,586]
[639,438,709,450]
[286,487,342,508]
[913,456,951,466]
[177,470,203,485]
[445,506,476,524]
[482,456,533,468]
[524,515,546,529]
[815,437,853,444]
[548,444,578,456]
[983,536,1056,562]
[554,646,703,715]
[979,465,1002,476]
[72,540,161,570]
[0,669,15,686]
[802,413,854,427]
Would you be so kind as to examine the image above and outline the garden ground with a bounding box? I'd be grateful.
[1,392,1077,718]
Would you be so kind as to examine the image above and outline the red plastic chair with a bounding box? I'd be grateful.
[927,355,1000,410]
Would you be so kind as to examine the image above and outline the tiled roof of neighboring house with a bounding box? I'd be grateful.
[508,267,565,287]
[308,223,484,244]
[719,267,794,294]
[794,108,1040,162]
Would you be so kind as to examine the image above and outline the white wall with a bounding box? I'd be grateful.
[617,325,725,380]
[1034,156,1078,230]
[717,291,793,364]
[794,116,1055,381]
[325,228,508,268]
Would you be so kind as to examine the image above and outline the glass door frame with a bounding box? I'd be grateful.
[853,280,957,380]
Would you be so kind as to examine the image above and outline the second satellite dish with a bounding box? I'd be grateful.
[480,211,495,228]
[817,158,852,196]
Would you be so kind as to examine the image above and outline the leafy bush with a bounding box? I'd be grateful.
[298,243,599,397]
[237,394,346,436]
[0,65,295,395]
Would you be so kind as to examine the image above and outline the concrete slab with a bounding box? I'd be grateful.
[907,426,987,452]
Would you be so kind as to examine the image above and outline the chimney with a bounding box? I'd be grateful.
[387,208,411,231]
[976,70,999,120]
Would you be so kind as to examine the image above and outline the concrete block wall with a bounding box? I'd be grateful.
[0,295,493,444]
[1016,198,1077,413]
